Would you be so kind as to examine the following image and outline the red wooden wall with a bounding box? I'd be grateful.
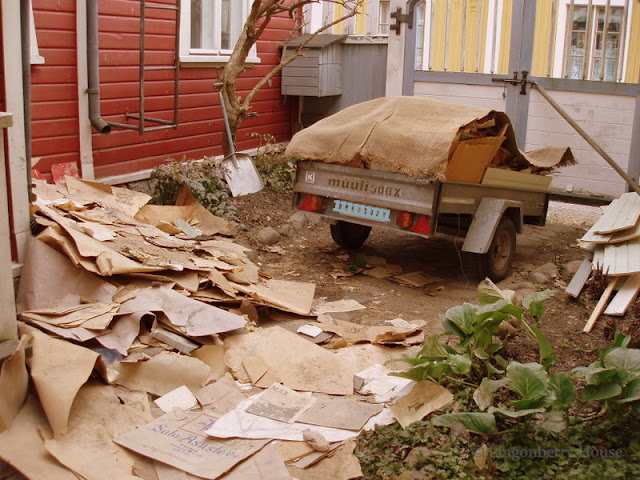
[31,0,294,180]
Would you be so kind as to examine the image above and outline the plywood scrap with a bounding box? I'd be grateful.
[583,277,619,333]
[388,380,454,428]
[112,351,210,396]
[115,410,269,480]
[604,273,640,316]
[565,258,593,298]
[0,335,30,431]
[19,324,99,437]
[590,192,640,235]
[223,327,354,395]
[602,238,640,276]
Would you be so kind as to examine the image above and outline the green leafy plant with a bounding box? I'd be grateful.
[570,332,640,414]
[393,280,554,385]
[250,133,297,192]
[150,156,237,219]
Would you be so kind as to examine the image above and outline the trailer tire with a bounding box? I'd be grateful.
[330,221,371,249]
[474,215,516,282]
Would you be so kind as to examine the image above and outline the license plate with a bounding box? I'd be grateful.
[332,200,390,222]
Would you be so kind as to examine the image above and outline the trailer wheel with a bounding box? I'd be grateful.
[330,221,372,249]
[474,216,516,282]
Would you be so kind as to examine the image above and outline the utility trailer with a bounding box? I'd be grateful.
[292,160,549,281]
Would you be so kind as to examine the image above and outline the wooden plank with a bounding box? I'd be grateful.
[565,258,593,298]
[591,192,640,234]
[602,238,640,276]
[583,277,619,333]
[592,245,606,270]
[604,274,640,316]
[481,167,552,192]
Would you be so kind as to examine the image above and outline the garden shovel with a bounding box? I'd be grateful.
[218,90,264,196]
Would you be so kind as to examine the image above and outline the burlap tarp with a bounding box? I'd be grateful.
[285,96,573,180]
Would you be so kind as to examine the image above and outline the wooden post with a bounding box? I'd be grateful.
[0,112,17,341]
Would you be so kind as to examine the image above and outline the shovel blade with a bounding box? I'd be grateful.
[222,153,264,197]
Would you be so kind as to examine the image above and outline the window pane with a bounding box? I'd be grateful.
[572,7,587,31]
[221,0,244,50]
[379,1,390,34]
[191,0,202,48]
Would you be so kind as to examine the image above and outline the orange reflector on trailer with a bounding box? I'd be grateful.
[396,212,413,228]
[411,215,430,235]
[299,194,324,213]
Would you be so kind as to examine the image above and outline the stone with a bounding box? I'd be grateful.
[287,211,308,230]
[256,227,281,246]
[566,259,585,276]
[534,262,558,278]
[529,271,549,285]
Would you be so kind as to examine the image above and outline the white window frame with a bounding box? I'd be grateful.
[179,0,260,65]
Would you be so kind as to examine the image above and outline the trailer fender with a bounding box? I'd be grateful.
[462,198,523,254]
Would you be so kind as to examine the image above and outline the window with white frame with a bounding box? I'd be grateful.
[564,4,624,81]
[378,0,391,34]
[179,0,259,64]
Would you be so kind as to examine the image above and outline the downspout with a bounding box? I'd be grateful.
[20,0,31,189]
[87,0,111,134]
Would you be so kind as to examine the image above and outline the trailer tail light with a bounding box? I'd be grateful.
[411,215,430,235]
[396,212,413,228]
[299,194,324,213]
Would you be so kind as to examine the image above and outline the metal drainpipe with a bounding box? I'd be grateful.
[87,0,111,134]
[20,0,32,190]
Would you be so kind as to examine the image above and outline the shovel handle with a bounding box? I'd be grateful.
[218,90,237,155]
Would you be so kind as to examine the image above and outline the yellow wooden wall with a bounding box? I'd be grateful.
[428,0,492,72]
[626,0,640,84]
[531,0,555,77]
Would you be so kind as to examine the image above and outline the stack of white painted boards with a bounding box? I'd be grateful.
[565,192,640,332]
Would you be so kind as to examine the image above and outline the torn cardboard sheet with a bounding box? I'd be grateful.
[245,383,314,423]
[19,302,120,330]
[0,395,78,480]
[233,279,316,315]
[195,373,247,414]
[116,410,270,480]
[296,395,383,431]
[97,311,149,355]
[392,271,443,287]
[354,364,415,404]
[310,298,366,316]
[20,324,98,437]
[65,176,151,217]
[224,327,354,395]
[175,185,237,237]
[286,439,363,480]
[205,396,365,442]
[217,443,290,480]
[16,236,117,313]
[192,345,230,381]
[28,318,103,343]
[118,286,246,337]
[389,380,454,428]
[0,334,30,431]
[113,351,210,396]
[154,386,198,413]
[317,315,422,345]
[333,344,420,374]
[43,382,152,480]
[363,264,403,279]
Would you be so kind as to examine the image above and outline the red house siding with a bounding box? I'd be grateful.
[31,0,294,180]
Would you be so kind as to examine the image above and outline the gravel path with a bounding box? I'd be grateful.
[546,200,603,228]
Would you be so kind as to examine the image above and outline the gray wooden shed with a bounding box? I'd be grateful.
[281,34,348,97]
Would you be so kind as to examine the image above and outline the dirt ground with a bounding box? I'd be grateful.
[232,189,639,372]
